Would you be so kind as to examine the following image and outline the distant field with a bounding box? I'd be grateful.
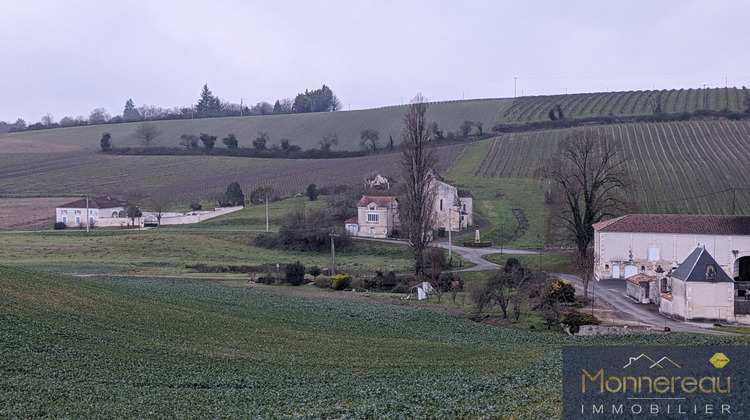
[0,99,507,152]
[494,87,749,125]
[0,197,74,230]
[2,265,746,417]
[0,143,466,203]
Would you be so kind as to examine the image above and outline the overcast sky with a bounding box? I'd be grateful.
[2,0,748,124]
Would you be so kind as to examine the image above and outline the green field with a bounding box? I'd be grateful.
[2,265,747,418]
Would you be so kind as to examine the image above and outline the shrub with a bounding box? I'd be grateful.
[391,283,408,294]
[53,222,67,230]
[189,201,202,211]
[313,276,331,288]
[285,261,305,286]
[561,310,600,334]
[252,232,279,249]
[351,277,366,291]
[548,280,575,303]
[330,273,351,290]
[308,266,321,278]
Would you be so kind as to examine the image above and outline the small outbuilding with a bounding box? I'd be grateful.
[659,246,734,322]
[625,273,657,304]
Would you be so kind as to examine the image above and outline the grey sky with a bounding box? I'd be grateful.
[2,0,748,124]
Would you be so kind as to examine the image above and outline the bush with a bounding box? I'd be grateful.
[308,266,321,278]
[330,273,351,290]
[391,283,408,294]
[189,201,202,211]
[351,277,366,291]
[313,276,331,288]
[561,310,600,334]
[285,261,305,286]
[252,232,279,249]
[53,222,67,230]
[548,280,575,303]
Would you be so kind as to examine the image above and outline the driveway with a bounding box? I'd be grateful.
[556,274,737,335]
[434,242,536,271]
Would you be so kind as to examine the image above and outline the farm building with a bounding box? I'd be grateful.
[625,273,658,304]
[659,246,734,323]
[593,214,750,281]
[346,196,399,238]
[55,196,140,228]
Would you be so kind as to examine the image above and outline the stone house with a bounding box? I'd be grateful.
[625,273,658,304]
[659,246,734,322]
[55,196,140,228]
[430,173,473,232]
[593,214,750,281]
[346,196,398,238]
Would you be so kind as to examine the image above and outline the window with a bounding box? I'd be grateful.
[89,210,94,215]
[367,212,379,223]
[62,216,67,223]
[74,210,81,215]
[75,216,80,224]
[648,247,660,261]
[440,199,443,211]
[61,210,68,214]
[89,217,94,224]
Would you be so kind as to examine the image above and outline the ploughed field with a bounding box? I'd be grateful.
[1,266,747,418]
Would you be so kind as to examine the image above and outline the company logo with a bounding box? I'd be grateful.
[710,353,729,369]
[563,346,747,419]
[623,353,681,369]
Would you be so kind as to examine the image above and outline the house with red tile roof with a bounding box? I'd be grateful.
[346,196,399,238]
[593,214,750,282]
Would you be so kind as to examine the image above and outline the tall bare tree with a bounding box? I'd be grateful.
[319,133,338,151]
[400,93,437,276]
[134,123,161,148]
[537,130,633,303]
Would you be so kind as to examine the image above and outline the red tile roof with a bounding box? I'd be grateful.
[345,217,358,224]
[593,214,750,235]
[357,196,395,208]
[626,273,655,284]
[57,196,127,209]
[661,292,672,301]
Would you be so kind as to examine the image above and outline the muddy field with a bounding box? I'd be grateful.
[0,197,74,230]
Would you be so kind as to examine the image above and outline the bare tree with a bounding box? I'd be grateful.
[459,120,474,138]
[646,92,664,114]
[360,129,380,151]
[147,193,172,225]
[537,130,633,303]
[134,123,161,148]
[400,93,437,276]
[319,133,338,151]
[41,113,55,127]
[179,134,199,149]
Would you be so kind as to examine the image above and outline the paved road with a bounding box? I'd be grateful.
[434,242,536,271]
[556,274,736,335]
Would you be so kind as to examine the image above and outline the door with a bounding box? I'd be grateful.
[624,265,638,279]
[612,265,620,279]
[369,227,375,238]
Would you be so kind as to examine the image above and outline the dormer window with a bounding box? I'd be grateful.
[706,264,716,280]
[368,203,377,210]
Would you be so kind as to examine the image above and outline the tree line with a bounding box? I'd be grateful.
[1,83,342,133]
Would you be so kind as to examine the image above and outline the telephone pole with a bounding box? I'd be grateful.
[329,228,337,275]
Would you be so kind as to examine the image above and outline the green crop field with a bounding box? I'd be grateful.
[2,265,746,418]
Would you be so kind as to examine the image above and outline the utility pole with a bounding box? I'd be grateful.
[329,228,337,275]
[448,207,452,257]
[514,77,517,98]
[240,98,243,116]
[265,195,269,232]
[86,195,90,233]
[732,187,736,215]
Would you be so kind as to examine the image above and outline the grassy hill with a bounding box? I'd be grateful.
[2,265,745,417]
[1,99,507,152]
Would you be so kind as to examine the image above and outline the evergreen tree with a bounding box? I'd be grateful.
[195,84,222,117]
[223,182,245,206]
[123,98,140,121]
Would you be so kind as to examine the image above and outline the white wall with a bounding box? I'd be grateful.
[595,231,750,280]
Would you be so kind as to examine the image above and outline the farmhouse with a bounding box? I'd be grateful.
[55,196,140,228]
[346,196,398,238]
[659,246,734,322]
[593,214,750,281]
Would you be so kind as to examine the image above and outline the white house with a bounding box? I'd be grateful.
[593,214,750,281]
[55,196,140,228]
[659,246,734,322]
[346,196,398,238]
[430,173,473,232]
